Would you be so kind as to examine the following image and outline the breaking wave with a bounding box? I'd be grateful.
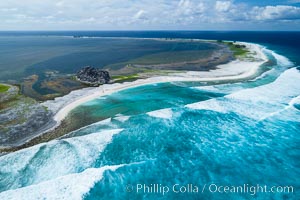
[147,108,173,119]
[186,67,300,121]
[0,164,124,200]
[0,129,123,193]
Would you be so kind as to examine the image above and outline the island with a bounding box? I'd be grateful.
[0,39,268,153]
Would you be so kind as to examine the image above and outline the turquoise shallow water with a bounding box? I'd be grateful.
[0,46,299,200]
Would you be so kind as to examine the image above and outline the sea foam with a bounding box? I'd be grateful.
[186,67,300,120]
[192,86,222,93]
[0,129,123,192]
[0,165,124,200]
[147,108,173,119]
[186,99,227,113]
[114,114,130,122]
[264,49,293,67]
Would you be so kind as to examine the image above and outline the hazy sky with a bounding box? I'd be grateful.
[0,0,300,31]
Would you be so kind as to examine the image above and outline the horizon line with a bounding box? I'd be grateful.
[0,30,300,32]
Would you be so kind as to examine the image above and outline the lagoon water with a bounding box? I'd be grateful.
[0,32,299,200]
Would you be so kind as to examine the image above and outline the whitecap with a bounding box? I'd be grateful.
[147,108,173,119]
[114,114,130,122]
[186,68,300,120]
[0,164,124,200]
[228,68,300,104]
[192,86,221,93]
[264,49,293,67]
[94,118,112,125]
[0,129,123,191]
[185,99,227,113]
[289,95,300,107]
[0,143,45,174]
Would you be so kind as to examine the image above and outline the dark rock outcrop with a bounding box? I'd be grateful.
[76,66,110,85]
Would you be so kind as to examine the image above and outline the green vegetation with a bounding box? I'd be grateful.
[229,45,248,57]
[112,74,140,83]
[138,68,180,76]
[219,41,249,57]
[0,84,10,93]
[112,74,139,79]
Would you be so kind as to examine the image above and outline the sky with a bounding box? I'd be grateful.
[0,0,300,31]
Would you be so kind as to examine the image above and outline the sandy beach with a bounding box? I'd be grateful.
[43,42,268,129]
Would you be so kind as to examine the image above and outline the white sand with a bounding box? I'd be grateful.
[42,42,268,129]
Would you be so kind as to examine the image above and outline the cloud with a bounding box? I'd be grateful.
[133,10,147,20]
[1,7,18,12]
[252,5,300,20]
[0,0,299,30]
[178,0,190,8]
[55,1,64,7]
[174,0,208,25]
[84,17,96,22]
[215,1,231,12]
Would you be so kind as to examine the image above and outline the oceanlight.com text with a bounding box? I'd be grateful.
[206,183,294,196]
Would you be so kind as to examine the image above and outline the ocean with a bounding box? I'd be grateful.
[0,31,299,200]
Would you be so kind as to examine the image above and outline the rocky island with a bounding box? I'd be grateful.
[0,39,258,154]
[76,66,110,85]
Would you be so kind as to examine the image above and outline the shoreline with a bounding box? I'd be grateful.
[0,41,269,153]
[44,42,268,129]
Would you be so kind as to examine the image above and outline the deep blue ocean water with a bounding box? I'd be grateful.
[0,31,299,200]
